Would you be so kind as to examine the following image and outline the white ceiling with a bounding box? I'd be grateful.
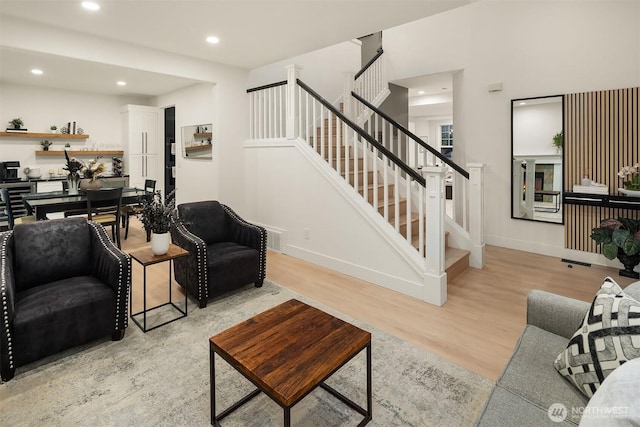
[0,0,471,97]
[393,72,454,119]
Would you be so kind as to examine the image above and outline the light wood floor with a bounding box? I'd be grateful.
[121,218,637,381]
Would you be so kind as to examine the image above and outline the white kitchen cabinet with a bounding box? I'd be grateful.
[128,154,158,189]
[121,105,160,188]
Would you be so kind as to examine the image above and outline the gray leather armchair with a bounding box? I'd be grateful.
[0,217,131,382]
[170,201,266,308]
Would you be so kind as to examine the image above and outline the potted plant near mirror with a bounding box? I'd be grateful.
[591,217,640,279]
[137,190,176,255]
[50,125,58,133]
[552,131,563,153]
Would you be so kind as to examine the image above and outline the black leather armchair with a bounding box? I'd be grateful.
[170,201,266,308]
[0,217,131,382]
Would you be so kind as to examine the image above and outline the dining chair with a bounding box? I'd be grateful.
[86,187,124,248]
[121,179,155,241]
[1,188,36,230]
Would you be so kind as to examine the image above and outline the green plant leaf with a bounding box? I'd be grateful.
[619,217,640,234]
[602,242,619,260]
[612,229,631,248]
[622,237,640,256]
[590,228,612,244]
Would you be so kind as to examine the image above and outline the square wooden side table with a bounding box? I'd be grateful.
[210,299,372,426]
[129,243,189,332]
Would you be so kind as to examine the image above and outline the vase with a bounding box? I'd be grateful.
[617,249,640,279]
[67,174,80,195]
[151,232,170,256]
[80,179,102,191]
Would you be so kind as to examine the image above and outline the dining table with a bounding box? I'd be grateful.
[22,187,145,220]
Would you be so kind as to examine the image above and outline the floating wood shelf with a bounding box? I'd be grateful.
[185,145,212,153]
[0,132,89,139]
[36,150,124,156]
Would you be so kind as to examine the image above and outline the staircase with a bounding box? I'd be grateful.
[245,58,485,306]
[310,109,470,281]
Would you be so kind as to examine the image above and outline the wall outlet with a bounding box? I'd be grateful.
[304,228,310,240]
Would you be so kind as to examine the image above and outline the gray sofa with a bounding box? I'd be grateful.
[475,282,640,426]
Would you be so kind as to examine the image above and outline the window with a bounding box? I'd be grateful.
[440,124,453,158]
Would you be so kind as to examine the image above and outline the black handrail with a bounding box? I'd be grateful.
[297,79,425,186]
[246,80,287,94]
[351,91,470,180]
[354,48,383,81]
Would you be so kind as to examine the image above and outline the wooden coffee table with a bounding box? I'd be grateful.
[209,299,372,426]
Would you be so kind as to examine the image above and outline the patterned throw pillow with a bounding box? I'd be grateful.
[554,277,640,398]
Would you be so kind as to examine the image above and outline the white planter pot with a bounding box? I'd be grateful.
[151,232,170,256]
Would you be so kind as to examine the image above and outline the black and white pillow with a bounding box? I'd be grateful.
[554,277,640,397]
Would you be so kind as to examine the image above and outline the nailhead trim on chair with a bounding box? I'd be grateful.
[221,204,267,281]
[175,221,208,301]
[88,221,130,330]
[1,231,14,369]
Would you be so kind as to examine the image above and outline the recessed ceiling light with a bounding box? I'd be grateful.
[81,1,100,11]
[117,81,127,86]
[519,101,526,106]
[418,90,425,95]
[31,69,43,75]
[206,36,220,44]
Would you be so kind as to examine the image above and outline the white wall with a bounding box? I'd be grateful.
[0,83,150,178]
[1,16,250,213]
[156,83,216,205]
[247,41,360,103]
[244,140,426,298]
[384,0,640,264]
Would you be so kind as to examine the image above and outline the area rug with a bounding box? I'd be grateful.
[0,280,492,426]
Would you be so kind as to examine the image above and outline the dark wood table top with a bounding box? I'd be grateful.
[128,244,189,266]
[210,299,371,407]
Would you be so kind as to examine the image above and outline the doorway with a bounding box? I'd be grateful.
[164,107,176,195]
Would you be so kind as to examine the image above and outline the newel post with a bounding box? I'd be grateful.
[467,163,485,268]
[342,72,355,121]
[422,166,447,306]
[285,64,302,140]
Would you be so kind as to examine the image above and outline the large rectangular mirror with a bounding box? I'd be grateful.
[511,95,564,224]
[182,124,212,159]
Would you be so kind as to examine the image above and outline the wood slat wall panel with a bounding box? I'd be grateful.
[564,87,640,252]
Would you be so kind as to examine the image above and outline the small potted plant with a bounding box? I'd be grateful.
[9,118,23,130]
[591,217,640,279]
[50,125,58,133]
[552,131,563,153]
[40,140,53,151]
[137,189,176,255]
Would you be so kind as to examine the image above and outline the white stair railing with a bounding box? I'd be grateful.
[352,48,388,122]
[247,81,287,139]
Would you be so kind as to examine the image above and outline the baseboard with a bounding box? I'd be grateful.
[284,243,424,300]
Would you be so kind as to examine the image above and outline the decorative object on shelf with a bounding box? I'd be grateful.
[591,217,640,279]
[40,140,53,151]
[50,125,58,133]
[8,117,23,129]
[112,157,123,176]
[618,163,640,191]
[77,127,84,134]
[65,142,71,148]
[552,131,563,153]
[619,188,640,198]
[137,189,176,256]
[60,127,69,134]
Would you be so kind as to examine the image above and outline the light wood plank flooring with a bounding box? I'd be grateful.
[121,218,637,381]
